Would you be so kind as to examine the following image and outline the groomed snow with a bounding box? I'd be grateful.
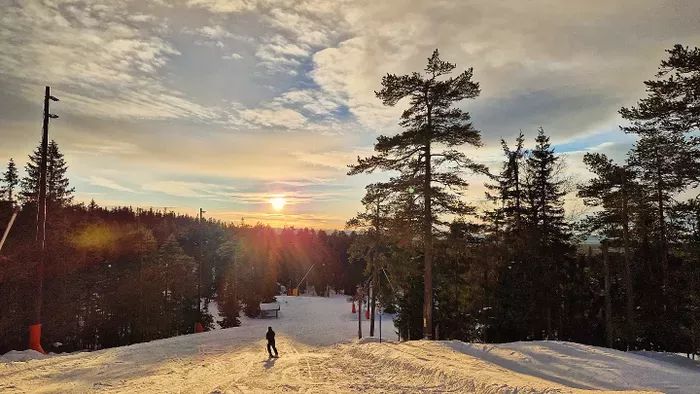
[1,295,698,393]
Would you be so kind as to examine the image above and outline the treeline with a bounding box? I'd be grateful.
[0,146,362,353]
[348,45,700,353]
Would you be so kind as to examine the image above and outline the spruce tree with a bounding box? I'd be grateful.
[349,49,485,338]
[484,132,526,234]
[523,129,568,240]
[20,140,74,207]
[483,133,531,340]
[522,128,572,338]
[1,158,19,202]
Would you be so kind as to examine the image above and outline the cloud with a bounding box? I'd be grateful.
[186,0,256,13]
[275,89,341,116]
[142,181,237,199]
[223,52,244,60]
[196,25,235,40]
[293,148,375,170]
[214,209,347,229]
[230,190,340,205]
[88,176,136,193]
[239,107,307,129]
[184,0,347,73]
[308,0,700,140]
[0,1,215,120]
[4,0,700,229]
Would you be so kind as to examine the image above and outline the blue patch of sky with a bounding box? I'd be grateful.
[553,128,637,154]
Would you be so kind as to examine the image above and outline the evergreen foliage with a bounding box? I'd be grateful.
[1,158,19,202]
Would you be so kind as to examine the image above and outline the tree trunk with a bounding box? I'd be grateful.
[370,277,376,337]
[621,184,634,346]
[603,244,613,348]
[655,146,668,294]
[423,142,433,339]
[357,291,363,339]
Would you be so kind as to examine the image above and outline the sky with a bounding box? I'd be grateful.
[1,0,698,229]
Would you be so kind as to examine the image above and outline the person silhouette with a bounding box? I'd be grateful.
[266,326,278,358]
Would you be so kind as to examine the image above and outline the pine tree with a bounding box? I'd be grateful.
[349,49,486,339]
[620,45,699,295]
[628,131,689,288]
[579,153,639,346]
[20,140,74,207]
[619,44,700,138]
[1,158,19,202]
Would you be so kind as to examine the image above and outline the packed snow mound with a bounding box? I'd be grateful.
[0,349,48,362]
[446,341,700,393]
[1,295,698,393]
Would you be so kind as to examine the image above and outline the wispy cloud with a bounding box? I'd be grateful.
[239,107,307,129]
[215,209,347,229]
[88,176,136,193]
[230,190,342,206]
[142,181,237,199]
[0,1,215,120]
[223,52,244,60]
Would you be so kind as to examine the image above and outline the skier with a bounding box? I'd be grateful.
[266,326,278,358]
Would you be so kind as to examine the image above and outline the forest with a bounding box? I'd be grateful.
[1,44,699,355]
[0,147,361,353]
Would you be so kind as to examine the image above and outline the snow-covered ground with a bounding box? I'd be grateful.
[1,295,699,393]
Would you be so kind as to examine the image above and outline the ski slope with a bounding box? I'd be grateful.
[1,295,699,393]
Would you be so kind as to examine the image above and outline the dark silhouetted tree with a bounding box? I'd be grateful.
[1,158,19,202]
[579,153,640,346]
[20,140,74,207]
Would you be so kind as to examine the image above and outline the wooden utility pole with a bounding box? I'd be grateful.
[198,208,206,314]
[195,208,206,333]
[620,175,634,347]
[30,86,59,353]
[357,285,364,339]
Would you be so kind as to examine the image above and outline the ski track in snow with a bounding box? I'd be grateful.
[1,295,699,393]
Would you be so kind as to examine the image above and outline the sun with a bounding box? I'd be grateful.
[270,196,286,211]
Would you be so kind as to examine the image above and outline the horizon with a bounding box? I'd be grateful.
[1,1,699,229]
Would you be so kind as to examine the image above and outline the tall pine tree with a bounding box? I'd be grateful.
[349,49,485,339]
[579,153,639,346]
